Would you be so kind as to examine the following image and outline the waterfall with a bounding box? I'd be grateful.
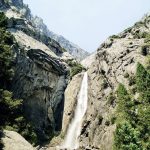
[61,72,88,150]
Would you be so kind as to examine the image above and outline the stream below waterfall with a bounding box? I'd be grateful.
[60,72,88,150]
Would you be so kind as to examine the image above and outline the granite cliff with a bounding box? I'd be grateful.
[0,0,150,149]
[0,0,84,146]
[59,13,150,150]
[32,16,90,61]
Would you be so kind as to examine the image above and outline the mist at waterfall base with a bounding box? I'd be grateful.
[60,72,88,150]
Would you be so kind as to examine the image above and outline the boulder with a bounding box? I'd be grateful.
[1,130,34,150]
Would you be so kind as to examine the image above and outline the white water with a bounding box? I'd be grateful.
[61,72,88,150]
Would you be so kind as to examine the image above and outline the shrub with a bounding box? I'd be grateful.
[116,84,135,122]
[141,45,149,56]
[130,86,137,95]
[146,55,150,69]
[136,63,150,94]
[0,29,14,89]
[116,84,129,102]
[66,60,85,78]
[135,21,144,27]
[128,76,136,86]
[0,12,8,28]
[107,92,116,106]
[144,33,150,43]
[101,79,108,89]
[111,116,116,124]
[114,63,150,149]
[70,63,84,78]
[105,120,110,126]
[124,72,129,78]
[110,35,120,39]
[21,124,38,145]
[114,121,142,150]
[98,115,103,125]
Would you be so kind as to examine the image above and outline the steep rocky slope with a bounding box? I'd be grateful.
[12,48,68,140]
[56,14,150,150]
[32,16,90,61]
[0,1,89,148]
[1,0,150,149]
[0,0,71,143]
[78,14,150,149]
[81,52,96,68]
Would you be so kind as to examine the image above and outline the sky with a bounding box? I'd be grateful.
[23,0,150,53]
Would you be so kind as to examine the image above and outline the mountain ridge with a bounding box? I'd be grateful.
[32,15,90,60]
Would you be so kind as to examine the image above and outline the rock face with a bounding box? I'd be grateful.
[78,14,150,149]
[32,16,90,61]
[12,48,68,139]
[54,13,150,150]
[81,52,96,68]
[2,0,89,61]
[46,73,83,148]
[2,0,150,149]
[62,73,83,134]
[1,130,34,150]
[48,33,90,61]
[1,0,70,141]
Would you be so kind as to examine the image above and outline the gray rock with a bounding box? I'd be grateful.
[12,48,68,140]
[32,16,90,61]
[78,14,148,149]
[1,130,34,150]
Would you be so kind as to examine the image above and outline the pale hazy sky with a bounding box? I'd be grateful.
[23,0,150,52]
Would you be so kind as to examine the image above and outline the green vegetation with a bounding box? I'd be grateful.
[101,79,108,89]
[0,90,37,144]
[0,12,37,145]
[140,33,150,56]
[66,60,85,78]
[0,12,14,89]
[114,63,150,150]
[141,44,150,56]
[0,12,8,28]
[110,116,116,125]
[107,92,116,106]
[146,55,150,69]
[110,35,120,39]
[70,63,84,78]
[144,33,150,43]
[124,72,129,78]
[114,122,142,150]
[136,63,150,91]
[133,30,150,39]
[128,75,136,86]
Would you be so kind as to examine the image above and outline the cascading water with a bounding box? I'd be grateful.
[61,72,88,150]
